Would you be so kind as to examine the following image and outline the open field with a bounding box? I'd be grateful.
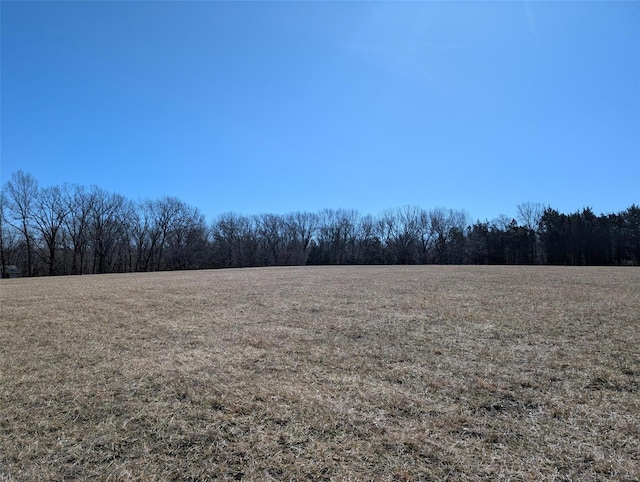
[1,266,639,481]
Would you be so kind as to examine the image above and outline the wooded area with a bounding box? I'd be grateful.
[1,170,638,277]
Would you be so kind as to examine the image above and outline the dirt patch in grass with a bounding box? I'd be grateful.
[1,266,639,480]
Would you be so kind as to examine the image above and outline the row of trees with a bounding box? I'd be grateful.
[1,170,638,277]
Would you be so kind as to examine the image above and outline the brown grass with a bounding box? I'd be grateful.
[1,266,639,481]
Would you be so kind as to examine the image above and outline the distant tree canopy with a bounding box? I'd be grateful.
[1,170,638,276]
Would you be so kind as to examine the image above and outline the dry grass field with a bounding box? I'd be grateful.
[1,266,639,481]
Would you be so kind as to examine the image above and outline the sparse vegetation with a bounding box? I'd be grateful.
[1,266,639,480]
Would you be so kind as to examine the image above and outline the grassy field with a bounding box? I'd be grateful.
[1,266,638,481]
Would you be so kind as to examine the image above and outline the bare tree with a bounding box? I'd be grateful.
[382,206,422,264]
[316,209,359,264]
[162,201,208,270]
[355,213,382,264]
[151,197,180,270]
[429,207,469,264]
[491,214,514,232]
[0,217,21,276]
[3,171,39,276]
[211,212,255,268]
[377,210,396,263]
[256,213,286,266]
[517,202,546,264]
[131,200,160,272]
[284,211,318,265]
[88,187,130,274]
[33,185,68,275]
[0,190,8,276]
[62,184,96,275]
[517,202,545,231]
[417,208,433,263]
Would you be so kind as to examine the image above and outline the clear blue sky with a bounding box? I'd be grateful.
[2,1,639,223]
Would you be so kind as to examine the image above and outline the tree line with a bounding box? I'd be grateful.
[1,170,638,277]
